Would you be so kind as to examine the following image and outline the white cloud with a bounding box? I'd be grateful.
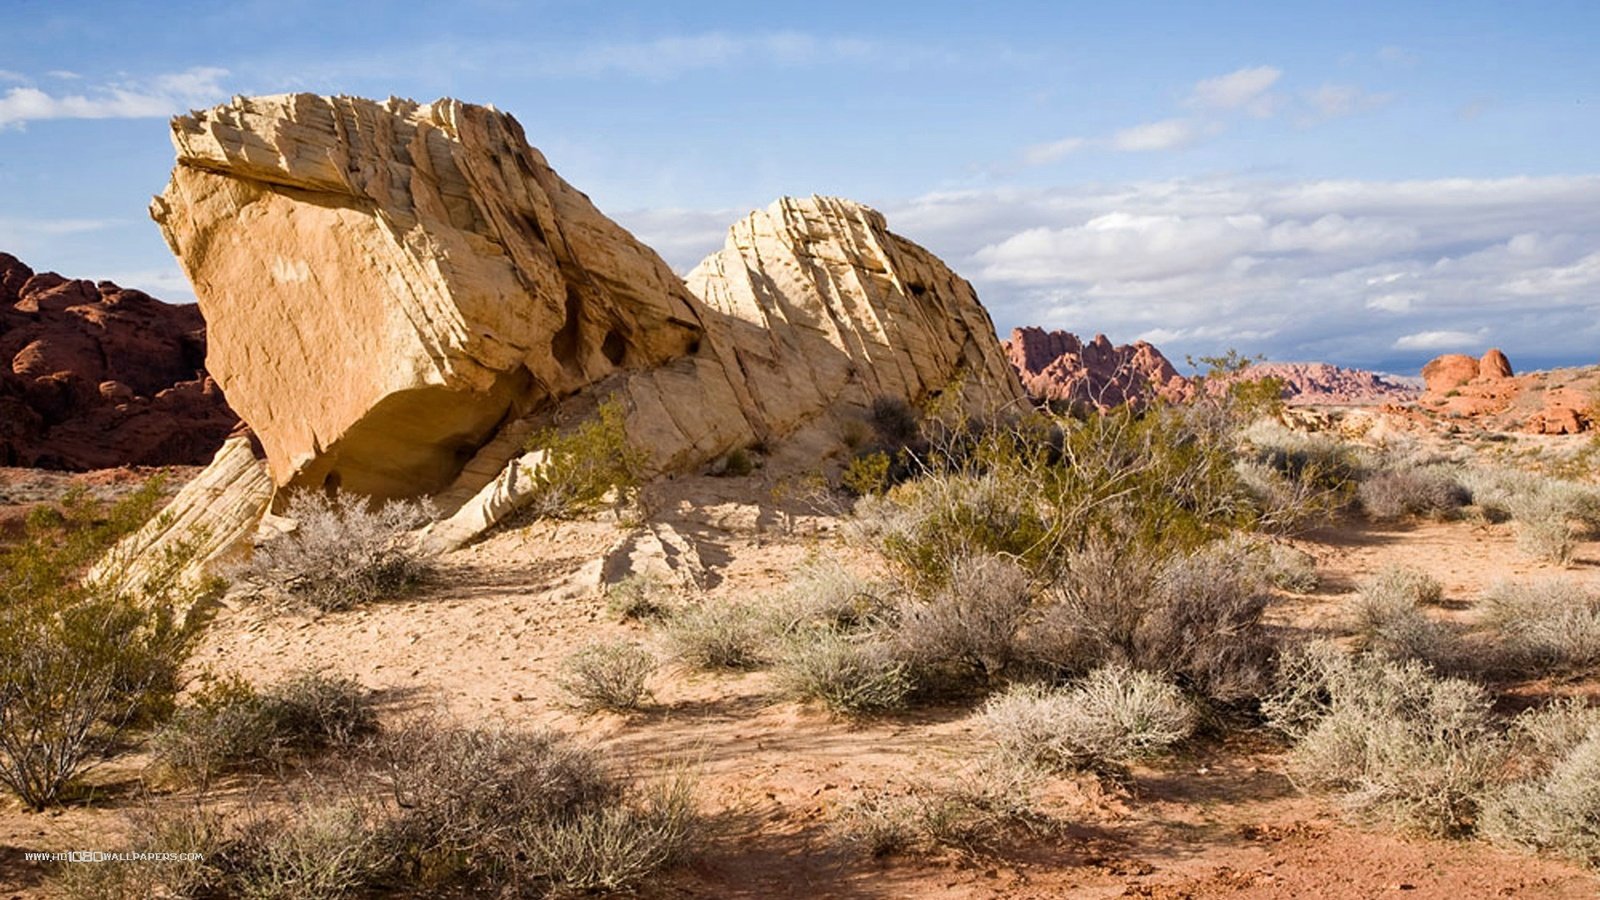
[1021,136,1087,166]
[885,174,1600,368]
[1301,83,1393,122]
[1111,118,1197,151]
[0,67,229,127]
[1187,65,1281,115]
[610,206,742,273]
[0,70,25,84]
[1393,329,1487,351]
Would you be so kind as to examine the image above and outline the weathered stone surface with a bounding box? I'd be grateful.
[1242,362,1421,406]
[152,93,704,499]
[1479,348,1514,380]
[0,252,238,468]
[1421,354,1480,393]
[141,94,1025,562]
[1004,326,1187,409]
[91,434,273,600]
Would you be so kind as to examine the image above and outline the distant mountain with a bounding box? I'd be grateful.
[1242,361,1422,406]
[0,252,238,469]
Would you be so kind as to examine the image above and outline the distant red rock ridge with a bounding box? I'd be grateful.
[0,252,238,469]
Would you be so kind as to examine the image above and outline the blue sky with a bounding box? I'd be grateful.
[3,0,1598,372]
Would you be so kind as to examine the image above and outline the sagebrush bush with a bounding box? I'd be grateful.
[773,628,912,715]
[523,398,646,518]
[768,559,896,635]
[1360,564,1444,607]
[556,641,656,712]
[1263,641,1503,836]
[834,758,1043,857]
[1478,578,1600,676]
[893,553,1032,686]
[1358,464,1469,521]
[521,769,698,892]
[659,602,768,671]
[1348,566,1457,667]
[1481,708,1600,866]
[237,491,433,611]
[1458,467,1600,564]
[0,480,206,809]
[1239,420,1361,508]
[152,671,377,784]
[978,667,1194,776]
[604,574,673,622]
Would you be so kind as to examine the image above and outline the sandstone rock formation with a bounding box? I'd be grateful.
[1479,348,1514,380]
[1417,348,1591,434]
[0,252,237,468]
[1242,362,1420,406]
[1004,327,1187,409]
[1421,354,1482,393]
[138,93,1023,572]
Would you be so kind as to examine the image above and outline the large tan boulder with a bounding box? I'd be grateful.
[135,93,1024,566]
[152,93,704,499]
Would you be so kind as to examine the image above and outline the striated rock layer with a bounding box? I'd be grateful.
[1004,326,1188,409]
[140,93,1023,566]
[0,252,237,469]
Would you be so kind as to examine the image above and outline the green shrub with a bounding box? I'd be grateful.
[237,491,433,611]
[523,398,647,518]
[0,480,206,810]
[556,641,656,712]
[841,450,893,497]
[978,666,1194,776]
[152,671,377,784]
[1263,642,1503,836]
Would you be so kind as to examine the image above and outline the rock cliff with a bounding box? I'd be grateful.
[1004,327,1188,409]
[0,252,237,468]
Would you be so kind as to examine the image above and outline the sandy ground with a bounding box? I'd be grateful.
[3,465,1600,898]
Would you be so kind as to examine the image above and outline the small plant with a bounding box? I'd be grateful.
[1348,565,1456,666]
[773,628,912,715]
[1481,709,1600,866]
[834,758,1043,857]
[893,553,1031,686]
[556,641,656,712]
[521,769,698,892]
[841,450,893,497]
[1358,464,1469,521]
[604,574,673,622]
[236,491,434,612]
[1361,564,1444,606]
[1479,578,1600,676]
[658,602,769,670]
[1263,641,1503,837]
[523,398,647,518]
[978,667,1195,776]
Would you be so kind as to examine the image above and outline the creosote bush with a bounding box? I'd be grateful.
[236,491,434,612]
[523,398,647,518]
[151,671,377,784]
[0,478,208,810]
[978,666,1194,776]
[556,641,656,712]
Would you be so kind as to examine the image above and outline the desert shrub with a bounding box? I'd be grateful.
[604,574,673,622]
[232,801,384,900]
[1458,467,1600,564]
[841,450,894,497]
[1478,578,1600,675]
[1257,539,1319,593]
[1347,565,1458,667]
[0,480,205,810]
[556,641,656,712]
[893,553,1032,686]
[835,758,1043,857]
[768,559,896,635]
[1481,714,1600,866]
[1360,564,1444,607]
[53,799,231,899]
[520,769,698,892]
[978,666,1194,776]
[1358,464,1469,521]
[658,602,769,671]
[712,446,755,477]
[773,628,912,715]
[237,491,434,611]
[523,397,646,518]
[1025,537,1275,703]
[152,671,377,784]
[1505,698,1600,766]
[1263,641,1503,836]
[1239,420,1361,505]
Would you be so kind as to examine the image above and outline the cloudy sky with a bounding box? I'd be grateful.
[3,0,1598,372]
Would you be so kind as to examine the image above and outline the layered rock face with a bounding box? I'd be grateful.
[153,94,704,499]
[142,93,1023,562]
[1243,362,1420,406]
[0,252,238,468]
[1004,326,1187,409]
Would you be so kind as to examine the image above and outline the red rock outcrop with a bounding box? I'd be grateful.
[1418,348,1591,434]
[1421,354,1481,393]
[1479,348,1514,380]
[1004,327,1188,410]
[1242,362,1421,406]
[0,252,238,469]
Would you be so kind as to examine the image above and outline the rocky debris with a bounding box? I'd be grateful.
[131,93,1023,581]
[1004,327,1187,409]
[0,252,238,469]
[1418,348,1592,434]
[1242,362,1421,406]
